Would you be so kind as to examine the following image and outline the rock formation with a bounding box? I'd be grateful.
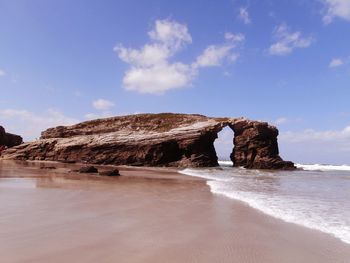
[0,113,295,169]
[230,119,294,169]
[0,126,23,153]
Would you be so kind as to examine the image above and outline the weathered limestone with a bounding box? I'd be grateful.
[0,113,295,169]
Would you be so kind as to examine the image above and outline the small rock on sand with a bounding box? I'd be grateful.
[78,166,98,173]
[99,169,120,176]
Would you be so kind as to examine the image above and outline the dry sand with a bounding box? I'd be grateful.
[0,160,349,263]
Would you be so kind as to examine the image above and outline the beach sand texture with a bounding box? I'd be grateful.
[0,161,349,263]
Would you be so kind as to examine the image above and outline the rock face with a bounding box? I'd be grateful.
[0,113,295,169]
[0,126,23,153]
[230,120,295,169]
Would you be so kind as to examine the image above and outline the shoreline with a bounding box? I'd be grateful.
[180,165,350,246]
[0,160,349,262]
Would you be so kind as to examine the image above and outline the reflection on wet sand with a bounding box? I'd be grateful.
[1,160,350,263]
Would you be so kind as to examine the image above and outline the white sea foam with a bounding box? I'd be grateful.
[218,160,233,167]
[296,163,350,171]
[180,164,350,245]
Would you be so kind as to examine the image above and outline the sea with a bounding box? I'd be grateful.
[180,161,350,245]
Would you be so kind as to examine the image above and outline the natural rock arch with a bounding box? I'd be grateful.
[0,113,295,169]
[213,126,234,162]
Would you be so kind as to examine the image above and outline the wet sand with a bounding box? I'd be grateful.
[0,160,349,263]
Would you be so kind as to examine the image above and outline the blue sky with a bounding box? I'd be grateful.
[1,0,350,164]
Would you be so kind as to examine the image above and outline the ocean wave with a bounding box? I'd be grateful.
[179,168,232,182]
[219,161,350,172]
[207,180,350,245]
[218,160,233,167]
[296,163,350,171]
[180,166,350,245]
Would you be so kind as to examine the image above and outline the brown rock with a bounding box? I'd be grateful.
[77,166,98,173]
[0,126,23,151]
[0,113,295,169]
[99,169,120,176]
[230,120,295,170]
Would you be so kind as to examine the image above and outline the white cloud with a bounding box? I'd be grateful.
[329,58,344,68]
[92,99,115,110]
[322,0,350,24]
[269,23,313,56]
[225,32,245,42]
[281,126,350,143]
[123,63,195,94]
[0,109,79,141]
[0,69,6,77]
[329,56,350,68]
[115,19,242,95]
[148,19,192,51]
[114,19,194,95]
[194,45,237,68]
[279,126,350,164]
[115,44,170,67]
[238,7,251,24]
[193,32,243,68]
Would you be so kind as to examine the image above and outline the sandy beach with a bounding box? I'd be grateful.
[0,160,349,263]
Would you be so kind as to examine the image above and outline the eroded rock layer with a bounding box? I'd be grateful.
[0,126,23,153]
[1,113,295,169]
[230,120,295,169]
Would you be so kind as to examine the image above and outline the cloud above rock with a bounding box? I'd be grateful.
[92,99,115,110]
[0,109,79,141]
[115,19,243,95]
[279,125,350,164]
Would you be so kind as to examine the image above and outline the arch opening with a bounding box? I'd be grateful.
[214,125,234,166]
